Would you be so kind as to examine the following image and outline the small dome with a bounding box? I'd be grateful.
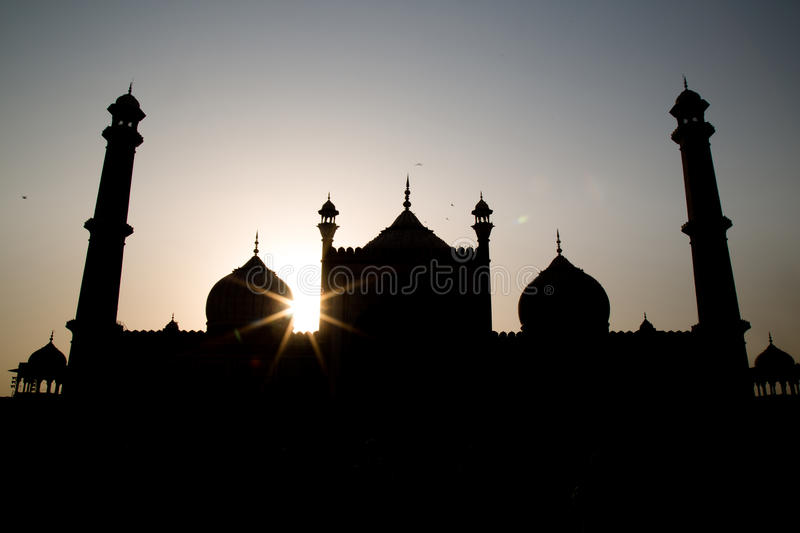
[754,338,796,372]
[163,315,179,334]
[206,254,293,336]
[472,194,493,218]
[637,313,656,334]
[518,253,610,337]
[115,86,141,108]
[318,194,339,219]
[674,88,701,106]
[28,336,66,374]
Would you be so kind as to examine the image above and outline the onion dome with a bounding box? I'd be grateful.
[27,332,67,374]
[518,233,610,337]
[206,236,293,336]
[363,177,450,251]
[318,193,339,222]
[754,334,796,372]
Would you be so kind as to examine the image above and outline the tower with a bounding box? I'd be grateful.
[471,192,494,332]
[66,87,145,396]
[317,193,339,258]
[670,81,750,399]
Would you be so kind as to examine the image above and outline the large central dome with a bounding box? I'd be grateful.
[206,249,292,337]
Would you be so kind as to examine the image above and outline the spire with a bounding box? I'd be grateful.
[403,175,411,211]
[556,229,562,255]
[683,75,688,90]
[254,231,259,255]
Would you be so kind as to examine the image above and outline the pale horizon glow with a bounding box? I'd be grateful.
[1,1,800,382]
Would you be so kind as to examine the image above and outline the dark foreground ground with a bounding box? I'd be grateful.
[2,394,797,531]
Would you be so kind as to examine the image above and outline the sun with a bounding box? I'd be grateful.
[289,291,320,333]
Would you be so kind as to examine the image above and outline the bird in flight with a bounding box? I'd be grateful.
[21,195,27,199]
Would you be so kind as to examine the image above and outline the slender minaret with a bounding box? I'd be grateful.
[317,193,339,330]
[670,81,750,399]
[471,192,494,332]
[317,193,339,258]
[66,87,145,396]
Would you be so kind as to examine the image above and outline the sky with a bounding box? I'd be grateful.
[1,0,799,387]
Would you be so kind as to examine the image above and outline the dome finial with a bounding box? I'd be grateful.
[682,75,688,90]
[128,80,133,95]
[403,175,411,211]
[556,229,562,255]
[49,330,54,343]
[254,231,259,255]
[769,331,773,344]
[327,192,330,201]
[644,311,647,320]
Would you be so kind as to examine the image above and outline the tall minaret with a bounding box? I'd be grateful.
[317,193,339,331]
[670,81,750,399]
[66,87,145,396]
[471,192,494,332]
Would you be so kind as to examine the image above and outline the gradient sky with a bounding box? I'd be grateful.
[2,1,799,386]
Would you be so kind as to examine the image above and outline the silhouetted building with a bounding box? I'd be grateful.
[7,84,798,529]
[9,332,66,396]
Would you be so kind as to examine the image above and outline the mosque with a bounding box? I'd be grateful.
[6,84,799,528]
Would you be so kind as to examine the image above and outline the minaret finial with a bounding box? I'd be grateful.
[769,331,773,344]
[171,313,175,321]
[556,229,562,255]
[128,80,133,95]
[403,175,411,210]
[327,192,330,201]
[49,330,54,343]
[254,231,259,255]
[683,75,688,90]
[644,312,647,320]
[480,191,483,200]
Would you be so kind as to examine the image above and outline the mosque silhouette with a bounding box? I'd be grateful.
[7,84,798,528]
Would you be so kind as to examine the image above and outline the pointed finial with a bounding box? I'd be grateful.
[644,312,647,321]
[49,330,54,343]
[403,175,411,210]
[480,191,483,200]
[556,229,562,255]
[769,332,773,345]
[128,80,133,95]
[254,231,259,255]
[327,192,330,201]
[171,313,175,321]
[682,75,688,90]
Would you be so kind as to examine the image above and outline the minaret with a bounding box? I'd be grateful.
[66,87,145,396]
[670,81,750,399]
[471,192,494,332]
[317,193,339,258]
